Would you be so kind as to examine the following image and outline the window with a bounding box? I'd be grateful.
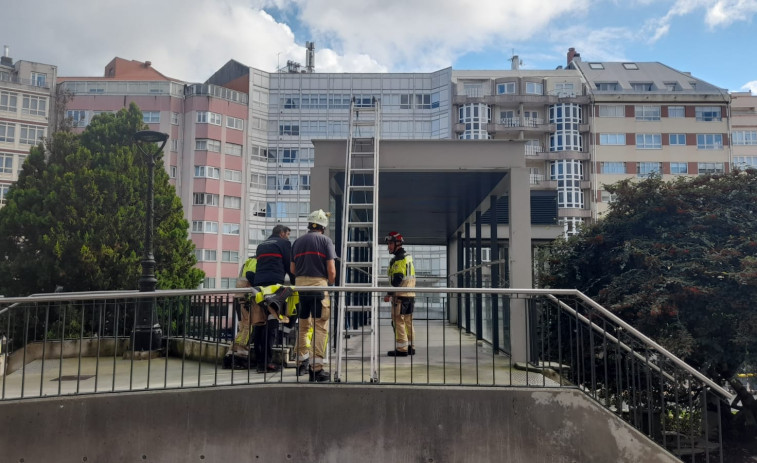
[0,122,15,143]
[415,94,431,109]
[696,134,723,150]
[733,131,757,145]
[554,82,575,97]
[279,124,299,136]
[463,84,482,98]
[668,106,685,118]
[16,155,25,172]
[19,124,45,145]
[695,106,721,122]
[170,139,179,152]
[635,105,660,121]
[548,103,582,152]
[249,172,266,189]
[202,277,216,289]
[142,111,160,124]
[195,139,221,151]
[600,162,625,174]
[0,153,12,174]
[496,82,516,94]
[400,94,411,109]
[622,63,639,70]
[30,72,47,87]
[631,82,653,92]
[0,183,9,205]
[222,250,240,263]
[600,191,617,203]
[194,166,220,179]
[195,249,217,262]
[637,162,661,177]
[669,134,686,145]
[193,193,219,206]
[223,223,240,235]
[525,82,543,95]
[22,95,47,116]
[698,162,724,174]
[223,195,241,209]
[192,221,218,233]
[171,112,180,125]
[588,63,604,70]
[223,143,242,157]
[0,91,17,112]
[598,105,624,117]
[169,165,177,178]
[224,169,242,182]
[599,133,625,145]
[499,110,516,126]
[67,110,88,127]
[664,82,680,91]
[226,116,243,130]
[734,156,757,169]
[196,111,222,125]
[670,162,688,174]
[595,82,619,91]
[636,133,662,149]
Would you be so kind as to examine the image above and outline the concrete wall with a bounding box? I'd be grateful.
[0,385,677,463]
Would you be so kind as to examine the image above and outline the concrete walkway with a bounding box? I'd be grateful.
[1,320,559,400]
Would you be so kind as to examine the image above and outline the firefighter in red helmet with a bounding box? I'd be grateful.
[383,232,416,357]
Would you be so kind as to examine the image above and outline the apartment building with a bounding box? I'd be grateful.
[731,91,757,169]
[59,58,249,289]
[0,47,56,207]
[568,52,731,217]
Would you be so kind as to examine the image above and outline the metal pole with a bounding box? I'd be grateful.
[133,131,168,352]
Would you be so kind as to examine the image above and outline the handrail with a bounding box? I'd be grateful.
[568,291,733,401]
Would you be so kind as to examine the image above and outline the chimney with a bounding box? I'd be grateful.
[305,41,315,73]
[144,61,152,68]
[511,55,520,71]
[567,48,579,66]
[0,45,12,66]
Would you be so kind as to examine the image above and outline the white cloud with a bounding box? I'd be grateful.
[645,0,757,42]
[741,81,757,93]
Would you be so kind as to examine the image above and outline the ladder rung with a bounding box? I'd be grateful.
[344,305,373,311]
[345,328,374,336]
[348,204,373,210]
[348,185,373,192]
[347,222,373,228]
[345,261,372,267]
[350,168,375,173]
[345,241,371,247]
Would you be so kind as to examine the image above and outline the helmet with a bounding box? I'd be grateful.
[307,209,330,228]
[384,231,404,245]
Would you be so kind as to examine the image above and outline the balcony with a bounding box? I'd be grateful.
[525,149,590,161]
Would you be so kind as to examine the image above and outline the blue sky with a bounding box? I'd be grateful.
[3,0,756,92]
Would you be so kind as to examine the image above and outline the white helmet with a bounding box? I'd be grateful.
[307,209,330,228]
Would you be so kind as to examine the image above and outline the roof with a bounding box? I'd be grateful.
[58,57,181,82]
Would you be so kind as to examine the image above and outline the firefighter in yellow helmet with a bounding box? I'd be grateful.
[383,231,416,356]
[291,209,336,382]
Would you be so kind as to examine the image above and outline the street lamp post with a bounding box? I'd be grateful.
[133,130,169,352]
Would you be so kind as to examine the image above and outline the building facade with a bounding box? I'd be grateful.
[0,47,56,207]
[45,49,742,288]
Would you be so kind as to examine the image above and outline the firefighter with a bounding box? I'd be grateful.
[383,231,416,357]
[252,225,295,373]
[291,209,336,382]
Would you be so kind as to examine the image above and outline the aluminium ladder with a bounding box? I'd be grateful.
[335,97,381,382]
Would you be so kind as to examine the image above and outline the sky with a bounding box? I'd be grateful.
[3,0,757,93]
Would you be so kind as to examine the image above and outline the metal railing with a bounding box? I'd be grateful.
[0,287,728,461]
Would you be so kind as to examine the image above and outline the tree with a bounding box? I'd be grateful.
[0,103,203,296]
[539,171,757,439]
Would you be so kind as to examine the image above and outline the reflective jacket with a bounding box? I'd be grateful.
[254,284,299,318]
[240,257,257,285]
[387,248,415,298]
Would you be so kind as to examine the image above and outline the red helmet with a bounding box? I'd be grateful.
[384,231,404,245]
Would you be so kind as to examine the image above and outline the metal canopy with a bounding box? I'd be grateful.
[312,139,527,246]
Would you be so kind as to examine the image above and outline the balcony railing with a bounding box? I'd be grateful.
[499,117,545,128]
[0,286,730,461]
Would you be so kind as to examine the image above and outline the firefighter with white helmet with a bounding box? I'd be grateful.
[291,209,336,382]
[383,231,416,357]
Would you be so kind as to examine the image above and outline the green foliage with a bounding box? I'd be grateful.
[540,171,757,380]
[0,103,204,296]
